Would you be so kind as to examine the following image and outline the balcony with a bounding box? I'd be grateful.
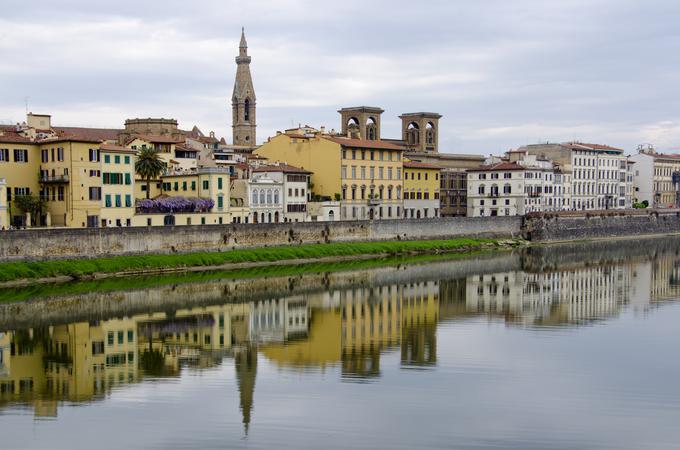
[40,174,70,184]
[367,197,381,206]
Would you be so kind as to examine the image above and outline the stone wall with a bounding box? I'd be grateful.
[523,210,680,241]
[0,216,522,261]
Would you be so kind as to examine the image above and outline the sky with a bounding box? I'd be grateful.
[1,0,679,155]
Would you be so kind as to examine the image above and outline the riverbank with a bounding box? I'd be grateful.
[0,238,521,287]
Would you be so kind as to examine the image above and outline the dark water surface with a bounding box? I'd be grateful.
[1,238,680,450]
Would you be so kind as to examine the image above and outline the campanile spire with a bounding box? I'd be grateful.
[232,28,256,148]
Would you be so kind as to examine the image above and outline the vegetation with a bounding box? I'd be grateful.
[13,194,45,226]
[0,238,506,284]
[134,148,167,199]
[0,250,500,303]
[633,200,649,209]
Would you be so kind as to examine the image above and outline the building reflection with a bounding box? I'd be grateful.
[1,251,680,427]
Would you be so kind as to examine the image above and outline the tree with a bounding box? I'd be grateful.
[14,194,45,226]
[135,148,167,199]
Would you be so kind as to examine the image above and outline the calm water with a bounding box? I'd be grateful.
[1,239,680,449]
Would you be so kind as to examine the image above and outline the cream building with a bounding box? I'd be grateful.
[252,164,311,222]
[629,147,680,207]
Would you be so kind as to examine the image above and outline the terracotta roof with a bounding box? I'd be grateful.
[564,142,623,152]
[0,127,32,144]
[100,143,136,154]
[54,126,122,142]
[403,161,442,170]
[323,136,405,151]
[643,152,680,160]
[468,162,525,172]
[253,164,312,174]
[128,134,184,145]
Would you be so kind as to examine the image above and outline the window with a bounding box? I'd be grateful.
[252,189,258,205]
[182,181,187,191]
[218,177,223,189]
[13,149,28,163]
[89,187,101,201]
[202,180,209,190]
[41,149,48,162]
[125,173,131,185]
[114,155,120,164]
[104,155,111,163]
[124,156,130,164]
[57,186,64,201]
[125,195,132,207]
[117,331,124,345]
[105,195,112,208]
[0,149,9,162]
[107,332,114,346]
[115,195,122,207]
[191,181,196,191]
[217,196,223,209]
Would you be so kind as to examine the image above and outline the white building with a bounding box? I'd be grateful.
[629,148,680,208]
[247,171,284,224]
[467,152,572,217]
[467,161,526,217]
[520,142,633,210]
[252,164,311,222]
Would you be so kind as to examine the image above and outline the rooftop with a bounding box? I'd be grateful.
[324,136,405,151]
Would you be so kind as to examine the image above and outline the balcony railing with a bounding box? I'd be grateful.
[40,175,70,183]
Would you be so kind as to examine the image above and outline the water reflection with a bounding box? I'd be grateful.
[0,237,679,439]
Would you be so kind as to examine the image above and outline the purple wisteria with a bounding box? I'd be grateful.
[136,197,215,213]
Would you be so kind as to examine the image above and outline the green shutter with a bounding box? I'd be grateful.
[114,155,120,164]
[125,173,131,185]
[191,181,196,191]
[105,195,111,207]
[217,196,223,208]
[218,177,223,189]
[104,155,110,163]
[125,195,131,207]
[124,156,130,164]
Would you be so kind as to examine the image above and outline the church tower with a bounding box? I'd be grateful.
[232,28,256,148]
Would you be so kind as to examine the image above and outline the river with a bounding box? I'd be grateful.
[0,237,679,450]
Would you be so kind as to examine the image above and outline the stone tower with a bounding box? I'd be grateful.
[399,112,442,153]
[338,106,384,140]
[232,28,256,148]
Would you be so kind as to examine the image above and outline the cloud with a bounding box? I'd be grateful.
[1,0,680,154]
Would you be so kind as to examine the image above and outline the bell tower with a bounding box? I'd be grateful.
[232,28,256,148]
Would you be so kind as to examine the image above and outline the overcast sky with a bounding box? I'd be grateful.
[1,0,679,155]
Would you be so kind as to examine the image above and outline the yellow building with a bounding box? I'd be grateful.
[0,178,8,229]
[99,144,136,227]
[0,125,41,227]
[132,167,234,226]
[256,131,405,220]
[403,161,441,219]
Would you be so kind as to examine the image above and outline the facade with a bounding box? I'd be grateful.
[402,162,441,219]
[99,144,136,227]
[520,142,633,210]
[245,172,284,224]
[629,148,680,207]
[399,112,442,153]
[252,164,311,222]
[405,152,485,217]
[467,162,526,217]
[0,178,7,229]
[232,28,257,149]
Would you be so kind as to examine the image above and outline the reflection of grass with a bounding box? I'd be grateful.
[0,238,502,284]
[0,249,502,304]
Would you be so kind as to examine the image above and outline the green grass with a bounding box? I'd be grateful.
[0,249,502,304]
[0,238,505,284]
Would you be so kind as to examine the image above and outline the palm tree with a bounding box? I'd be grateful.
[135,148,167,199]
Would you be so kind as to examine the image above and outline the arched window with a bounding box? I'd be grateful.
[396,186,402,199]
[274,189,279,204]
[266,189,272,204]
[366,117,377,140]
[491,185,499,197]
[478,184,485,195]
[504,184,511,194]
[244,98,251,122]
[259,190,265,204]
[252,189,258,205]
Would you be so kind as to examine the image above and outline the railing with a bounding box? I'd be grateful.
[40,175,70,183]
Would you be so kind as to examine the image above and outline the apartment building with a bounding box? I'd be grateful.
[252,164,311,222]
[520,142,633,210]
[402,161,441,219]
[629,148,680,207]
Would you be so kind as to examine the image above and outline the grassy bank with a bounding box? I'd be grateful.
[0,249,502,304]
[0,238,512,284]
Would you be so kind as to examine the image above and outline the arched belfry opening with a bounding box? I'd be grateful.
[366,117,378,140]
[406,122,420,146]
[244,98,251,122]
[399,112,442,153]
[338,106,384,140]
